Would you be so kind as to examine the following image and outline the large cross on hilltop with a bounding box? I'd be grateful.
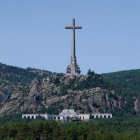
[65,18,82,75]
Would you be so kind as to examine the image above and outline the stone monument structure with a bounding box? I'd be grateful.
[22,109,112,120]
[65,18,82,75]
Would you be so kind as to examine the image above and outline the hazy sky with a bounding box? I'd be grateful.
[0,0,140,74]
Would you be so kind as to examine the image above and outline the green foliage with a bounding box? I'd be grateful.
[108,92,118,100]
[98,108,104,113]
[102,69,140,93]
[35,94,43,103]
[92,103,99,108]
[0,117,140,139]
[54,78,60,85]
[87,105,92,113]
[61,71,104,92]
[58,105,64,110]
[0,63,51,85]
[60,70,138,116]
[0,63,52,103]
[46,107,59,115]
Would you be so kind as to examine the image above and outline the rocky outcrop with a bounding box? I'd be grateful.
[134,98,140,112]
[0,74,124,116]
[0,63,52,105]
[92,91,123,110]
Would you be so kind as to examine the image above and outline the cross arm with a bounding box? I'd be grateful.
[75,26,82,29]
[65,26,73,29]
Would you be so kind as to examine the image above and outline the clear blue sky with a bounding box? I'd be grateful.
[0,0,140,74]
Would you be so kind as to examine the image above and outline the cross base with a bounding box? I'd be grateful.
[66,63,81,75]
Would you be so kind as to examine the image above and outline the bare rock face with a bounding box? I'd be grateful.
[29,78,41,94]
[89,89,123,111]
[0,92,24,116]
[79,75,91,82]
[0,74,124,116]
[134,98,140,112]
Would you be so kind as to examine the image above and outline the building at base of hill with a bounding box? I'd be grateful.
[22,109,112,121]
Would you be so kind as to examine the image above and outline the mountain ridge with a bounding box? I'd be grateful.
[102,69,140,92]
[0,63,140,117]
[0,63,52,102]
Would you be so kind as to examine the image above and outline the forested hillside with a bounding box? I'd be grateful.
[0,69,139,117]
[0,117,139,140]
[0,63,52,102]
[1,63,140,117]
[1,63,140,139]
[102,69,140,92]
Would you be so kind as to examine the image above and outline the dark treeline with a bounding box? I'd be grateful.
[0,116,140,140]
[0,63,52,90]
[102,69,140,93]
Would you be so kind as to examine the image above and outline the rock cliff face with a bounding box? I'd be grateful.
[134,98,140,112]
[0,74,124,116]
[0,63,52,103]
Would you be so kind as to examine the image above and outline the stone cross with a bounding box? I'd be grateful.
[65,18,82,75]
[65,18,82,64]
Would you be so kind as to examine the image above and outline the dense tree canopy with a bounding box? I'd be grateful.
[0,117,139,140]
[102,69,140,93]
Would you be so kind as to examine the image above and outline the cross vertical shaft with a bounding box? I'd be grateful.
[72,18,75,61]
[65,18,82,75]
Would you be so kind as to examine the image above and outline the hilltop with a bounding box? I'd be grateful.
[1,63,140,117]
